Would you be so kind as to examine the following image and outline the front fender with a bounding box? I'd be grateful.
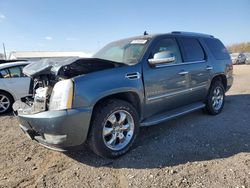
[72,64,144,109]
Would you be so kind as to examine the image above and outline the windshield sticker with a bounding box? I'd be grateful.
[130,39,148,44]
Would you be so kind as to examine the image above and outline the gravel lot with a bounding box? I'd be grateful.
[0,65,250,188]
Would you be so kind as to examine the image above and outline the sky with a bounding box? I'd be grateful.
[0,0,250,56]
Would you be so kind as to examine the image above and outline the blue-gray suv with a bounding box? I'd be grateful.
[14,31,233,158]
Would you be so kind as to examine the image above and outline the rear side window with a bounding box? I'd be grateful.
[178,38,205,62]
[204,38,230,60]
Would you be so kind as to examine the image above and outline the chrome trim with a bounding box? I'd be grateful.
[149,57,175,65]
[147,84,207,101]
[178,71,189,75]
[125,72,141,80]
[154,60,206,68]
[206,66,213,70]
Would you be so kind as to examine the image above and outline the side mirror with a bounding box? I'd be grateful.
[148,51,176,66]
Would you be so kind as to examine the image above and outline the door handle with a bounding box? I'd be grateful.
[125,72,141,80]
[206,66,213,71]
[178,71,189,75]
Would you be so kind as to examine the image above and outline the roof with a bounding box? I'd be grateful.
[0,59,27,64]
[111,31,215,45]
[129,31,215,40]
[170,31,214,38]
[0,61,30,70]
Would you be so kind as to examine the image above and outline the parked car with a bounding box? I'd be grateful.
[14,32,233,158]
[230,53,246,64]
[0,61,30,114]
[244,53,250,64]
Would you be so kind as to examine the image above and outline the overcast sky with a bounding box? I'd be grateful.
[0,0,250,55]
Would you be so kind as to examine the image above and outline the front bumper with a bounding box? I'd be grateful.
[16,107,92,150]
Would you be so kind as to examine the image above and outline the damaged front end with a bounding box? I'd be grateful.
[13,57,123,114]
[13,57,123,149]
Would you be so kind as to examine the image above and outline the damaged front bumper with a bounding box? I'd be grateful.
[15,101,92,150]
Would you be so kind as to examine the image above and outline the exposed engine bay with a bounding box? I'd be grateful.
[13,57,124,114]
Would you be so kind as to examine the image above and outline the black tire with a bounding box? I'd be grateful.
[0,91,14,114]
[205,81,225,115]
[88,99,139,158]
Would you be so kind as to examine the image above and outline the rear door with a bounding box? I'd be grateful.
[1,65,31,99]
[142,37,192,118]
[177,37,211,102]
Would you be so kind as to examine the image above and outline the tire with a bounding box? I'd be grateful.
[0,91,14,114]
[88,99,139,158]
[205,81,225,115]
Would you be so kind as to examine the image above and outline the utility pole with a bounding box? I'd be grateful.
[3,43,7,60]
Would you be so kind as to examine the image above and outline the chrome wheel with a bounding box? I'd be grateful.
[0,94,10,113]
[103,110,134,151]
[212,87,224,111]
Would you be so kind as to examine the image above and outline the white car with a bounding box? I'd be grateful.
[0,61,30,114]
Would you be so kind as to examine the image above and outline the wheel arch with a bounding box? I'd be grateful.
[210,74,227,91]
[92,91,142,120]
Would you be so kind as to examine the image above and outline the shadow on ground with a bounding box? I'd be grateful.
[0,112,14,117]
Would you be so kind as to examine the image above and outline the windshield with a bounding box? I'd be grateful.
[93,38,149,65]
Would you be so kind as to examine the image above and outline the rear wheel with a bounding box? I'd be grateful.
[0,91,14,114]
[88,99,139,158]
[205,81,225,115]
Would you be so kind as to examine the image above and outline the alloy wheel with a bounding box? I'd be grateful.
[102,110,135,151]
[0,94,10,113]
[212,87,224,111]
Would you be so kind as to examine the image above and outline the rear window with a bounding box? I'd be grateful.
[204,38,230,60]
[178,38,205,62]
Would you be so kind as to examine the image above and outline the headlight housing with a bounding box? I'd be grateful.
[49,79,73,110]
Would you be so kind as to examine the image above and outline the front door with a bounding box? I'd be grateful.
[142,38,192,118]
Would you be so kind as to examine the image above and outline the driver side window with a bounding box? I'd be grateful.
[152,38,182,64]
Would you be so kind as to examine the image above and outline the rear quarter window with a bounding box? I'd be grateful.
[177,37,205,62]
[204,38,230,60]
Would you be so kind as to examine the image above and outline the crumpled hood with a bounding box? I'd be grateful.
[23,57,123,78]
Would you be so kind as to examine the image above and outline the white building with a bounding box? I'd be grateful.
[9,51,91,61]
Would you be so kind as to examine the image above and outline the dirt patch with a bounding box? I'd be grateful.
[0,65,250,188]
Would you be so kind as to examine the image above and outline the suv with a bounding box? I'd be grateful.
[230,53,246,64]
[14,32,233,158]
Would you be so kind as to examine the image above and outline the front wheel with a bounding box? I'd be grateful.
[205,81,225,115]
[88,99,139,158]
[0,91,14,114]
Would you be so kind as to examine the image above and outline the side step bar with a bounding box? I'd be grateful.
[141,102,205,127]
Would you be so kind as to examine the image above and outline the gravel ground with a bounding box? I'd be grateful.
[0,65,250,188]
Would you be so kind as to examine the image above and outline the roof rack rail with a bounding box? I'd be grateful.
[171,31,214,38]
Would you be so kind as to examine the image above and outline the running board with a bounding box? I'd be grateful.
[141,102,205,127]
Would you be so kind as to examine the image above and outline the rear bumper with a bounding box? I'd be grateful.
[17,108,92,149]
